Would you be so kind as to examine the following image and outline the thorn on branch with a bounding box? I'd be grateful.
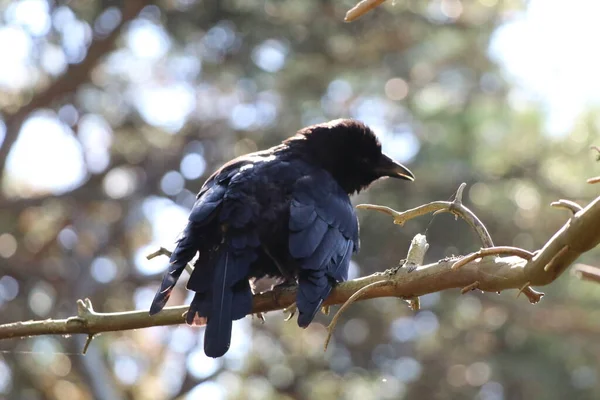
[82,334,95,354]
[344,0,386,22]
[448,182,466,220]
[403,297,420,310]
[77,298,95,317]
[74,299,98,354]
[451,246,535,270]
[551,199,582,214]
[543,245,570,272]
[461,281,480,294]
[324,280,388,351]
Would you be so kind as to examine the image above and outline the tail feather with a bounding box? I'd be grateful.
[202,246,256,357]
[231,280,253,320]
[204,250,233,357]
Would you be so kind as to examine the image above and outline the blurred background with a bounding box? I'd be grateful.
[1,0,600,399]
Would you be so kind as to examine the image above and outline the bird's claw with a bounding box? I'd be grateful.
[253,312,266,323]
[284,302,297,321]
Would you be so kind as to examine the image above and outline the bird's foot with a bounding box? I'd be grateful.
[272,280,298,291]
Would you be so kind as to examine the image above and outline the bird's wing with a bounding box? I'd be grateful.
[149,155,259,316]
[289,169,359,327]
[151,153,278,357]
[149,174,227,315]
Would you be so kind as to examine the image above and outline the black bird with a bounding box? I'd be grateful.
[149,119,414,357]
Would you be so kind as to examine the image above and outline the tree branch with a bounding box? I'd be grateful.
[345,0,387,22]
[357,182,494,248]
[0,0,147,182]
[1,186,599,344]
[572,263,600,284]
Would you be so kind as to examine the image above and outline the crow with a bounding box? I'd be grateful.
[149,119,414,357]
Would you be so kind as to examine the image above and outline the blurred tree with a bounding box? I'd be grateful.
[0,0,599,399]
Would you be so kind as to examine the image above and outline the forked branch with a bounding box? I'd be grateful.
[357,183,494,248]
[1,185,600,351]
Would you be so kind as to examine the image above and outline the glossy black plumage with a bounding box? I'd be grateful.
[149,119,414,358]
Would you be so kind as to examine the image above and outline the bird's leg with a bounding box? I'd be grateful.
[249,278,268,322]
[272,279,298,290]
[262,245,296,282]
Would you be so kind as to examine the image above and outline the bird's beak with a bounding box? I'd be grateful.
[376,153,415,181]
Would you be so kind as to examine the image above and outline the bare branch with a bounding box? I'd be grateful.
[1,192,600,345]
[357,183,494,248]
[551,199,583,214]
[572,263,600,284]
[323,280,388,351]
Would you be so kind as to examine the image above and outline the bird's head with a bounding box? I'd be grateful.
[285,119,414,194]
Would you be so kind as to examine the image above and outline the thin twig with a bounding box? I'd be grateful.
[323,280,389,351]
[451,246,535,270]
[543,245,570,272]
[460,281,480,294]
[515,281,542,304]
[572,264,600,284]
[551,199,583,214]
[147,247,194,275]
[1,194,600,344]
[358,183,494,248]
[516,281,531,298]
[345,0,386,22]
[82,335,95,355]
